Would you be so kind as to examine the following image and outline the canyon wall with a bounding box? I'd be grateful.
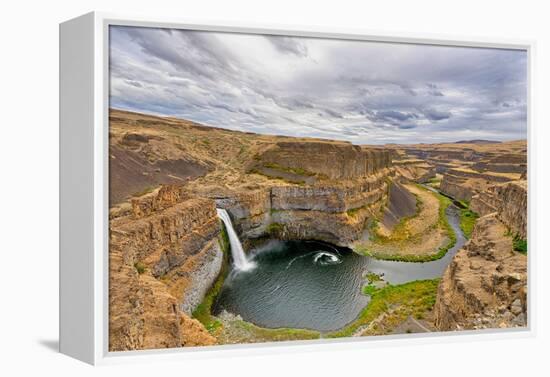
[470,180,527,239]
[439,172,475,201]
[257,141,391,179]
[109,186,223,350]
[217,142,394,247]
[218,174,391,247]
[439,168,518,202]
[392,159,436,183]
[434,214,527,330]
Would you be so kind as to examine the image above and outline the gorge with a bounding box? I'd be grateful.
[108,109,527,350]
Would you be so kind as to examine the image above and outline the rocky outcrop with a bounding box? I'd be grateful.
[469,190,499,216]
[109,250,216,351]
[443,168,514,183]
[434,214,527,331]
[402,147,481,162]
[381,182,417,230]
[270,173,388,213]
[471,162,526,174]
[470,180,527,239]
[393,159,436,183]
[109,186,223,350]
[439,168,518,202]
[439,173,475,202]
[269,206,373,245]
[493,181,527,239]
[213,171,391,247]
[214,189,272,239]
[256,141,391,180]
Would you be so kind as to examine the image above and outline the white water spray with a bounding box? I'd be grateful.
[216,208,255,271]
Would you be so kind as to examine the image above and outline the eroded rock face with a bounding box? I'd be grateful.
[393,160,436,183]
[439,173,475,201]
[271,174,388,213]
[493,181,527,239]
[214,189,271,239]
[257,141,391,180]
[470,180,527,239]
[109,250,216,351]
[269,207,373,246]
[434,214,527,331]
[109,186,221,350]
[214,172,391,247]
[439,168,517,202]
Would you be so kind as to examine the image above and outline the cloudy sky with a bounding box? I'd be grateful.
[109,26,527,144]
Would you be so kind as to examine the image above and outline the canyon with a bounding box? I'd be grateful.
[108,109,527,350]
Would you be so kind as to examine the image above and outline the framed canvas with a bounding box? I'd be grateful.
[59,12,534,365]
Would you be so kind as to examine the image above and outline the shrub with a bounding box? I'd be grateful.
[266,222,284,234]
[134,261,146,274]
[513,235,527,254]
[459,208,479,239]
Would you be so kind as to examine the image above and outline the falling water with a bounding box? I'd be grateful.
[216,208,255,271]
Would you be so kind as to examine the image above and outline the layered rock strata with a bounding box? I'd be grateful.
[439,168,519,202]
[434,214,527,330]
[256,141,391,180]
[217,172,391,246]
[392,159,436,183]
[109,185,222,350]
[470,180,527,239]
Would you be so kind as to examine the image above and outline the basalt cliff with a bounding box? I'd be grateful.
[433,211,527,330]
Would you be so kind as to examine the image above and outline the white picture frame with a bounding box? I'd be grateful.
[59,11,535,365]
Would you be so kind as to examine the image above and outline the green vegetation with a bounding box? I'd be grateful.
[458,199,470,208]
[431,192,457,258]
[504,229,527,255]
[357,189,456,262]
[427,177,440,184]
[359,247,450,263]
[363,284,380,296]
[263,162,315,177]
[192,223,230,331]
[205,320,223,333]
[218,222,230,253]
[362,273,384,296]
[426,176,441,188]
[513,235,527,254]
[438,191,468,209]
[366,272,382,283]
[134,261,147,275]
[226,320,320,342]
[266,222,284,235]
[248,168,306,186]
[327,279,440,338]
[459,208,479,239]
[368,188,423,244]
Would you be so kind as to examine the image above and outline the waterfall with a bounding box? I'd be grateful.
[216,208,255,271]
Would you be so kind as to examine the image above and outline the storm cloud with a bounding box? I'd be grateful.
[109,26,527,144]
